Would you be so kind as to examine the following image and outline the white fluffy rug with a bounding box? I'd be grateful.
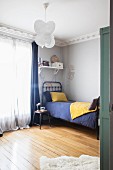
[40,155,100,170]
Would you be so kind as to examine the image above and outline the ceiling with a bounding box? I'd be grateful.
[0,0,110,42]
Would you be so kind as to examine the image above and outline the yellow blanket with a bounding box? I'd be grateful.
[70,102,96,119]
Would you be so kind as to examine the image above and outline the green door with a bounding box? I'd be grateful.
[100,27,110,170]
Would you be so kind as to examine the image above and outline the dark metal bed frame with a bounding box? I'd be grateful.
[42,81,99,140]
[42,81,62,93]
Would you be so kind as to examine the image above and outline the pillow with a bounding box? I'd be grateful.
[43,91,52,102]
[50,92,68,102]
[42,91,52,106]
[89,98,99,110]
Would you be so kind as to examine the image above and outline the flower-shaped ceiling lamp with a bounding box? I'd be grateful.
[34,3,55,48]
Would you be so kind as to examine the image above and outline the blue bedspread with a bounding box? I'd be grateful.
[46,101,97,129]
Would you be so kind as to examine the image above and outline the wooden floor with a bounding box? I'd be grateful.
[0,120,100,170]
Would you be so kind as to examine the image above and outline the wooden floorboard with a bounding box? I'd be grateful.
[0,121,100,170]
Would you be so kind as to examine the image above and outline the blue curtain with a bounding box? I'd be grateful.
[30,42,40,125]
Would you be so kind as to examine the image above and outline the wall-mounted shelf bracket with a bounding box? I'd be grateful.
[54,68,59,74]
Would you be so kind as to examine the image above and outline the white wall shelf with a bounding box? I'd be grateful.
[39,65,63,74]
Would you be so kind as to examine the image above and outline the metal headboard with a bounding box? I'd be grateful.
[42,81,62,93]
[42,81,62,106]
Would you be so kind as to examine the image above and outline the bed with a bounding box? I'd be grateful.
[42,81,99,139]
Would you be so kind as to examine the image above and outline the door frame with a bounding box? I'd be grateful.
[110,1,113,170]
[100,27,110,170]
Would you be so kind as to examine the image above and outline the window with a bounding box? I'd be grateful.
[0,36,32,132]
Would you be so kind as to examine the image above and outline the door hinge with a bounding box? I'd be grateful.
[109,104,113,112]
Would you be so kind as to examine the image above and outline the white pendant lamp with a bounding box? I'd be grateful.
[34,3,55,48]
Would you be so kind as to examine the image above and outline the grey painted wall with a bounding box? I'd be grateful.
[62,38,100,102]
[38,46,63,100]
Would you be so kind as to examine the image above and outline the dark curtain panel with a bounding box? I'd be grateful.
[30,42,40,125]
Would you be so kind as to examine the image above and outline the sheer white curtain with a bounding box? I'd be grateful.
[0,36,32,133]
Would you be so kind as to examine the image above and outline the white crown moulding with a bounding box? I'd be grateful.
[56,31,100,47]
[0,23,34,42]
[0,24,100,46]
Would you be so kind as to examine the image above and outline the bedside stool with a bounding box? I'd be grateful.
[32,110,51,129]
